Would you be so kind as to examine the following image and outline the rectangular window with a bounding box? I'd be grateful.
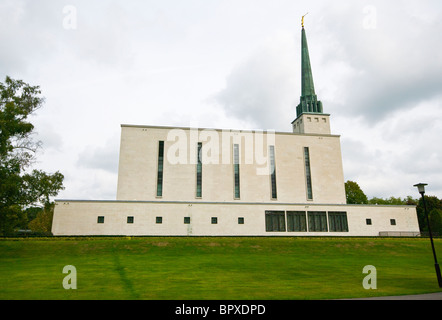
[304,147,313,200]
[238,217,244,225]
[328,212,349,232]
[156,217,163,224]
[265,211,286,232]
[390,219,396,226]
[269,145,277,199]
[211,217,218,224]
[127,216,134,224]
[287,211,307,232]
[366,218,372,225]
[156,141,165,197]
[233,144,240,199]
[196,142,202,198]
[97,216,104,224]
[308,212,327,232]
[184,217,191,224]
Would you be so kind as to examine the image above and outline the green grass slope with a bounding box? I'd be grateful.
[0,237,441,300]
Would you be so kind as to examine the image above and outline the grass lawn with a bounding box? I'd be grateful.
[0,237,441,300]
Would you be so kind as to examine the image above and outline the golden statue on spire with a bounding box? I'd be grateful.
[302,13,308,28]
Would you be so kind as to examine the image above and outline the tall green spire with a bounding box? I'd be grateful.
[301,27,316,97]
[296,22,324,118]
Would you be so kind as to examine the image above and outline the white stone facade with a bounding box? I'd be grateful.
[52,125,420,237]
[116,125,346,205]
[52,200,419,237]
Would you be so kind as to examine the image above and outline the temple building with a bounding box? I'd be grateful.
[52,22,420,237]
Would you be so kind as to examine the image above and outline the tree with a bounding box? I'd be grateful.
[368,196,407,205]
[23,170,64,209]
[416,196,442,233]
[404,196,418,206]
[429,209,442,236]
[0,76,64,235]
[345,181,368,204]
[28,204,55,234]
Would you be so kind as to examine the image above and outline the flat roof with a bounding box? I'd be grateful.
[55,199,414,209]
[120,124,341,138]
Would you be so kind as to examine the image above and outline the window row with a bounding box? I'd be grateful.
[156,141,313,201]
[97,216,245,225]
[366,218,397,226]
[265,211,349,233]
[97,214,398,231]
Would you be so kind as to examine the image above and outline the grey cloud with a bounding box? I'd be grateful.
[34,122,64,152]
[210,33,298,131]
[0,0,60,75]
[339,100,442,198]
[210,1,442,131]
[0,0,137,76]
[77,139,119,174]
[315,1,442,123]
[65,2,135,67]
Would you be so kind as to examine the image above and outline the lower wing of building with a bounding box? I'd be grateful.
[52,200,419,237]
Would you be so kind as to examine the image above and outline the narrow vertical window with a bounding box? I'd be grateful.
[269,145,277,199]
[304,147,313,200]
[196,142,202,198]
[156,141,164,197]
[233,144,240,199]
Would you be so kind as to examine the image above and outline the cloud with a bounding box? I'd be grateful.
[2,0,442,202]
[77,137,119,174]
[34,121,63,152]
[0,0,60,75]
[63,2,136,67]
[61,169,117,200]
[339,96,442,198]
[210,31,298,131]
[313,1,442,123]
[0,0,139,76]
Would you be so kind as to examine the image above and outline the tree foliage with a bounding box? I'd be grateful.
[416,196,442,235]
[0,76,64,235]
[27,204,54,234]
[429,209,442,236]
[345,181,368,204]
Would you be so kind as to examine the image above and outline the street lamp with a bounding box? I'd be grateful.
[414,183,442,288]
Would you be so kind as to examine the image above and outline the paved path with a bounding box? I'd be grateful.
[348,292,442,300]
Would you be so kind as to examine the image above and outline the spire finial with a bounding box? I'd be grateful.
[302,12,308,28]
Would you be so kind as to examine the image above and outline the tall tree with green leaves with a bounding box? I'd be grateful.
[416,196,442,233]
[345,180,368,205]
[0,76,64,235]
[429,209,442,236]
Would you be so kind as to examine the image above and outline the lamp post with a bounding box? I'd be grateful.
[414,183,442,288]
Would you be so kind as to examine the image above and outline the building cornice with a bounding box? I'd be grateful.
[120,124,340,138]
[55,199,414,209]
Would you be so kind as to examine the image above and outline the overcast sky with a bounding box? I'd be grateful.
[1,0,442,201]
